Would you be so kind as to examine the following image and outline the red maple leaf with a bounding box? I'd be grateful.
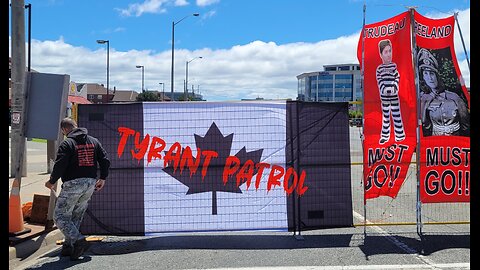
[163,122,263,215]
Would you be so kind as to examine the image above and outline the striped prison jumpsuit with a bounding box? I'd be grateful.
[376,62,405,144]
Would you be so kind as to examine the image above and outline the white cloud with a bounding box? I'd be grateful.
[174,0,189,6]
[424,8,470,58]
[196,0,220,7]
[116,0,168,17]
[453,9,470,57]
[202,10,217,19]
[114,27,127,33]
[24,37,362,101]
[16,9,469,102]
[102,27,126,34]
[116,0,215,17]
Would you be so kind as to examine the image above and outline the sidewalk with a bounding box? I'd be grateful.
[8,171,64,262]
[9,227,63,261]
[9,135,63,262]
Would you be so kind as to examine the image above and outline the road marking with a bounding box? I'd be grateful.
[186,264,470,270]
[352,211,440,268]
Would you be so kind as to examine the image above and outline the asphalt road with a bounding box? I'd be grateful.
[11,225,470,270]
[9,137,49,175]
[9,127,471,270]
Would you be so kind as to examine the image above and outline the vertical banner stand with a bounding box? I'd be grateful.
[409,7,424,240]
[360,2,367,241]
[288,103,302,240]
[294,102,304,241]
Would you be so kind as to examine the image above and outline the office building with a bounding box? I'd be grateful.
[297,64,362,102]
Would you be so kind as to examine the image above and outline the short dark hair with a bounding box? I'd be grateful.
[378,39,391,54]
[60,117,77,130]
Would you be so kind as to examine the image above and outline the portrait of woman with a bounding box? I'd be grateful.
[417,48,470,137]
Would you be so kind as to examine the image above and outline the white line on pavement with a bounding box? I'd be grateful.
[352,211,439,268]
[184,263,470,270]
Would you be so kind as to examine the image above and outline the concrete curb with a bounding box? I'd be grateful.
[9,229,64,261]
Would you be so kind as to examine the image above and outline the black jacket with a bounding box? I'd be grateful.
[49,127,110,184]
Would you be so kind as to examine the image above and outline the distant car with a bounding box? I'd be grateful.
[350,118,362,127]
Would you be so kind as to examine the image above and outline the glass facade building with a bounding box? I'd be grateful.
[297,64,362,102]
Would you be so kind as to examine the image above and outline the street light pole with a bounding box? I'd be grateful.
[25,3,31,72]
[97,39,109,103]
[136,65,144,92]
[185,56,202,101]
[159,82,165,101]
[171,13,199,101]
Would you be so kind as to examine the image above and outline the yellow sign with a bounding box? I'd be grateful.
[71,103,78,122]
[69,82,77,95]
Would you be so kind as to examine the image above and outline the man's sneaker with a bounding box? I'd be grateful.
[70,238,91,260]
[60,243,72,257]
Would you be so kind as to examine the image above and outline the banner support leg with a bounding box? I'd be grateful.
[294,230,304,241]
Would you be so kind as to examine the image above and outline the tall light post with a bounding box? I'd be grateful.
[97,39,109,103]
[159,82,165,101]
[185,56,202,101]
[25,3,31,72]
[171,13,200,101]
[136,65,144,92]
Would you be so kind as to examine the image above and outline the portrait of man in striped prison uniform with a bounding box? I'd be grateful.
[375,39,406,145]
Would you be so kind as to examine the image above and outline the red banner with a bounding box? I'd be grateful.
[357,11,417,200]
[414,11,471,203]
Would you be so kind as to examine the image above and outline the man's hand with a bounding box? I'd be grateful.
[95,179,106,191]
[45,180,54,190]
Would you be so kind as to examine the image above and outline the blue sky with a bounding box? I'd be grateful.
[9,0,470,101]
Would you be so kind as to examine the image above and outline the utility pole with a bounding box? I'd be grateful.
[9,0,32,237]
[10,0,28,178]
[25,3,31,72]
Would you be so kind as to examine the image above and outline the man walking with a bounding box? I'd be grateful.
[45,117,110,260]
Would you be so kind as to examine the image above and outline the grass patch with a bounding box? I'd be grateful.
[30,138,47,143]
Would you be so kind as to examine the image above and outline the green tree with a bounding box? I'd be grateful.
[136,91,160,101]
[432,51,461,93]
[177,94,187,101]
[439,58,460,91]
[178,93,196,101]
